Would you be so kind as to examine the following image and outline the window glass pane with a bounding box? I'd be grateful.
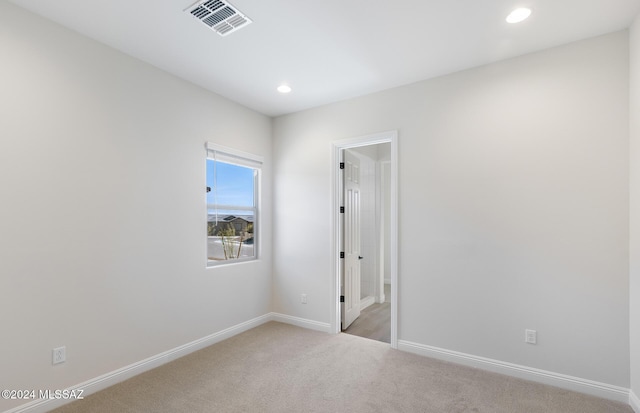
[206,159,254,207]
[206,157,257,265]
[207,210,255,261]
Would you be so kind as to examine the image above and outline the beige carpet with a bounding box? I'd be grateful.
[52,322,632,413]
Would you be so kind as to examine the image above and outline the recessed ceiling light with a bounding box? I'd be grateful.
[277,84,292,94]
[506,7,532,23]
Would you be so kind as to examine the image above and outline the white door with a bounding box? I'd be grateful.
[341,150,361,329]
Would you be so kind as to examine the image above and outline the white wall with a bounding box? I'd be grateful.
[382,161,391,287]
[0,3,272,411]
[273,31,630,387]
[630,13,640,409]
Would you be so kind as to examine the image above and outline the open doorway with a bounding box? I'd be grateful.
[331,131,398,348]
[342,144,391,343]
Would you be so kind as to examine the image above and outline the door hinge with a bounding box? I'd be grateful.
[340,252,344,259]
[340,206,344,213]
[340,295,345,302]
[339,162,344,169]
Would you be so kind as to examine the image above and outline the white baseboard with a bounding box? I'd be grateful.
[5,312,331,413]
[17,315,630,412]
[631,390,640,413]
[398,340,630,404]
[269,312,331,333]
[5,314,274,413]
[360,296,375,310]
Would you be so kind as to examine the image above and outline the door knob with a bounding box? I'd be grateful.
[358,256,364,260]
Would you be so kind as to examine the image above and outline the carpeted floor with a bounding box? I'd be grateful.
[51,322,632,413]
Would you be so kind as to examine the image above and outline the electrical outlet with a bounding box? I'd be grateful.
[525,329,537,344]
[53,346,66,364]
[301,294,307,304]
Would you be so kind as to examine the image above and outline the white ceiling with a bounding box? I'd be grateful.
[9,0,640,117]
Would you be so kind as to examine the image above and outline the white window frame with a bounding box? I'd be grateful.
[206,142,262,267]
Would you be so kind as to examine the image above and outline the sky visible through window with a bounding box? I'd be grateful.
[206,159,254,207]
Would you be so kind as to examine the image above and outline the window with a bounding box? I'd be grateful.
[206,143,262,266]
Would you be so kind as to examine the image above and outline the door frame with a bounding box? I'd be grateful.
[330,130,398,348]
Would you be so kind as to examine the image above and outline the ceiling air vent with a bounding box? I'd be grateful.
[186,0,252,37]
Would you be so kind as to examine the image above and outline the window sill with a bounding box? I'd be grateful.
[206,257,258,268]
